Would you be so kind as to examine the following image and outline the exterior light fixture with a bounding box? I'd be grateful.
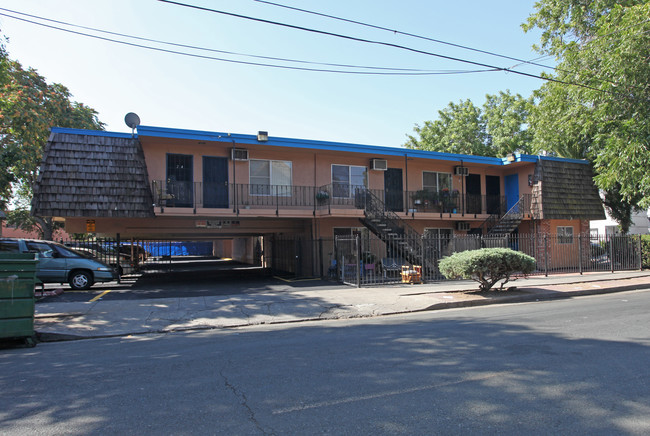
[506,153,516,162]
[257,131,269,142]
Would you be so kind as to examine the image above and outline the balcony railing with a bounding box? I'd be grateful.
[151,180,532,218]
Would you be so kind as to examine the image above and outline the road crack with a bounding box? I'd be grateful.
[220,366,275,435]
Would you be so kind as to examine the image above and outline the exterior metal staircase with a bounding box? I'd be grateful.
[355,189,430,268]
[485,196,525,235]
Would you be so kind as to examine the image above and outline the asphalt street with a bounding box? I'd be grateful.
[2,289,649,435]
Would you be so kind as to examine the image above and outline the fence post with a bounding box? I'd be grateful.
[578,234,583,275]
[116,233,121,284]
[334,236,339,281]
[318,238,323,278]
[639,234,643,271]
[544,234,548,277]
[356,234,361,288]
[610,235,615,273]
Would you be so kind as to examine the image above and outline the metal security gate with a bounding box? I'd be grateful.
[333,233,645,287]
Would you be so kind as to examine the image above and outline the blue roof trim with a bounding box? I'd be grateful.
[137,125,506,166]
[51,127,135,139]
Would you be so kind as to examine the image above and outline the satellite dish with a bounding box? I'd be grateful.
[124,112,141,129]
[124,112,140,138]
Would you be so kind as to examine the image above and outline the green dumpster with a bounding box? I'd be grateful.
[0,253,37,346]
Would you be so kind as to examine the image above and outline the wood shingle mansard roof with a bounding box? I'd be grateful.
[32,129,154,218]
[531,159,605,221]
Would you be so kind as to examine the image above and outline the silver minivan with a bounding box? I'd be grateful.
[0,238,117,290]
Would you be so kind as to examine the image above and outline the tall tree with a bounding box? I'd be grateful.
[405,91,533,157]
[0,59,104,239]
[483,91,534,156]
[405,99,490,155]
[524,1,650,212]
[0,30,12,206]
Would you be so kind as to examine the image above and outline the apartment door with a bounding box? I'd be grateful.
[505,174,519,211]
[166,153,193,207]
[485,175,501,214]
[384,168,403,212]
[466,173,481,214]
[203,156,229,208]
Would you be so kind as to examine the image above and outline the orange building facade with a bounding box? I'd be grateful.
[34,126,605,273]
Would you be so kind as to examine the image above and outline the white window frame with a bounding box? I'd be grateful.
[557,226,574,244]
[249,159,292,196]
[422,171,452,192]
[332,164,368,198]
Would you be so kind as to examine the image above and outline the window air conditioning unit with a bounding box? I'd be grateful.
[231,148,249,161]
[454,166,469,176]
[456,221,471,231]
[371,158,388,171]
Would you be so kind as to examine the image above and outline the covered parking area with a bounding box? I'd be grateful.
[59,216,322,281]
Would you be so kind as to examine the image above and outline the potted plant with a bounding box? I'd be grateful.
[316,190,330,204]
[441,188,457,212]
[412,190,437,206]
[412,190,427,206]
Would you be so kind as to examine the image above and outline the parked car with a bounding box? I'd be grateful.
[72,247,135,276]
[0,238,117,290]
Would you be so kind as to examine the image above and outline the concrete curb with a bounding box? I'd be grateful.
[34,278,650,343]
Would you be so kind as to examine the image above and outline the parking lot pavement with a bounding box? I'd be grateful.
[33,270,650,342]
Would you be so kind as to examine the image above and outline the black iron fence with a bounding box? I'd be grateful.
[150,180,531,218]
[61,237,217,277]
[56,233,646,286]
[332,233,645,287]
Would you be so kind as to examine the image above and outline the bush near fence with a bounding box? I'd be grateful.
[438,248,536,292]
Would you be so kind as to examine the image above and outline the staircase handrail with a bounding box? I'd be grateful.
[359,189,420,240]
[479,196,508,234]
[357,189,433,267]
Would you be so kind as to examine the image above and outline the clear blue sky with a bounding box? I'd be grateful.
[0,0,551,147]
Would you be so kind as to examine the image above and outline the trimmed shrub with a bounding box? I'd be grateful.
[438,248,536,292]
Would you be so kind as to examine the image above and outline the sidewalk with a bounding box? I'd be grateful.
[34,271,650,341]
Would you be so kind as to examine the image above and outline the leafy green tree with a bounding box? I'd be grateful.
[602,183,643,234]
[0,30,12,206]
[483,91,534,156]
[405,91,533,157]
[1,58,104,239]
[524,1,650,209]
[405,99,490,156]
[522,0,646,57]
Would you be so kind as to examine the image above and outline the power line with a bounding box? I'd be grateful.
[157,0,622,97]
[0,7,481,74]
[253,0,559,71]
[0,11,496,76]
[252,0,648,95]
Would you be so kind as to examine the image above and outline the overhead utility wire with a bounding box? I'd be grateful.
[0,12,495,76]
[253,0,558,71]
[253,0,648,93]
[157,0,620,97]
[0,7,476,73]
